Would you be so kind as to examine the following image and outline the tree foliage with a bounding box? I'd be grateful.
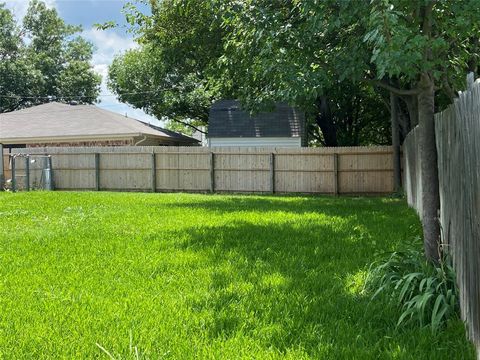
[0,0,101,113]
[108,0,391,145]
[108,0,225,133]
[108,46,213,130]
[218,0,393,146]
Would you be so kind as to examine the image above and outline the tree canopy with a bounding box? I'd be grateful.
[108,0,391,145]
[0,0,101,113]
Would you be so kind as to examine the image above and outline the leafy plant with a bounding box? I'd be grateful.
[365,239,459,332]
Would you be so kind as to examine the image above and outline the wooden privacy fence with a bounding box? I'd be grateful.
[404,75,480,355]
[1,148,9,184]
[4,146,395,194]
[403,126,423,216]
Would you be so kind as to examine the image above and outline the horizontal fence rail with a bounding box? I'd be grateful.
[3,146,395,194]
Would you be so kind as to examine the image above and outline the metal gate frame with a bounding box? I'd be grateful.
[10,154,54,192]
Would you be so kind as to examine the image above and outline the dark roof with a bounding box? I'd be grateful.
[0,102,198,144]
[208,100,305,138]
[146,123,199,143]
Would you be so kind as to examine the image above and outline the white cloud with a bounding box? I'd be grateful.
[5,0,57,22]
[83,28,137,66]
[83,29,162,126]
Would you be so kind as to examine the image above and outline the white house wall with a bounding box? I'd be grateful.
[208,137,302,148]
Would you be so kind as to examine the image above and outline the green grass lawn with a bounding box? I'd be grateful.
[0,192,474,359]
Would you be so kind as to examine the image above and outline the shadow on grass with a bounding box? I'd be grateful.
[170,216,447,357]
[142,194,471,357]
[163,195,399,217]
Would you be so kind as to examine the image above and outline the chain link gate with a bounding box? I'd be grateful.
[9,154,54,192]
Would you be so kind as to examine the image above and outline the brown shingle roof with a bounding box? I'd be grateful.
[0,102,198,144]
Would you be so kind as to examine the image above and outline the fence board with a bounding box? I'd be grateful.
[275,171,334,193]
[2,151,10,183]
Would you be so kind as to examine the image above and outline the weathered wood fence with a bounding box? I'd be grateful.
[404,75,480,355]
[1,147,8,185]
[3,146,395,194]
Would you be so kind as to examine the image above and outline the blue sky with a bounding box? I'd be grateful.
[5,0,162,126]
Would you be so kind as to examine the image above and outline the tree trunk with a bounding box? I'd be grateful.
[315,96,338,146]
[396,96,411,141]
[390,93,401,192]
[417,73,441,263]
[404,95,419,128]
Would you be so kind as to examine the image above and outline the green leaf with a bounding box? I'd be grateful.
[431,295,448,331]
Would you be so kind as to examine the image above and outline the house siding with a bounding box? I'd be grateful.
[209,137,302,148]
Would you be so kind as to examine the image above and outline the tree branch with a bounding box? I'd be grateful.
[172,118,207,134]
[368,79,420,96]
[377,94,391,112]
[441,76,457,103]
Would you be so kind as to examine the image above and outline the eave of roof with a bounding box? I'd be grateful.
[0,133,140,145]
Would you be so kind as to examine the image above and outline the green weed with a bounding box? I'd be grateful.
[365,239,459,332]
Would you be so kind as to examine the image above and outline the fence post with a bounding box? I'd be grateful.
[11,155,16,192]
[25,155,30,191]
[270,153,275,194]
[0,144,4,191]
[151,152,156,193]
[210,152,215,193]
[333,153,339,196]
[47,155,54,191]
[94,153,100,191]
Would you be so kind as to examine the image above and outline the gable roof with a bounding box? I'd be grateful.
[208,100,305,138]
[0,102,198,144]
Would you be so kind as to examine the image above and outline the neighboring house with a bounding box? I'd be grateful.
[208,100,306,147]
[0,102,198,148]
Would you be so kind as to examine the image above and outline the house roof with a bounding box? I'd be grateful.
[208,100,305,138]
[146,123,198,143]
[0,102,198,144]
